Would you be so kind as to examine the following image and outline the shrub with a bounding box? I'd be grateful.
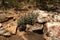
[17,12,38,26]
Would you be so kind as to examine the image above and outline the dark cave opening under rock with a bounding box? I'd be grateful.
[33,29,43,34]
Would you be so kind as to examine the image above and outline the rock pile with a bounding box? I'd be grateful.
[0,9,60,40]
[32,10,60,40]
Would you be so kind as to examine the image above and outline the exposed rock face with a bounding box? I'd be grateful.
[0,23,11,36]
[33,10,53,23]
[33,10,60,23]
[0,10,18,36]
[5,21,17,34]
[43,22,60,40]
[26,23,43,31]
[32,10,60,40]
[0,21,17,36]
[0,9,60,40]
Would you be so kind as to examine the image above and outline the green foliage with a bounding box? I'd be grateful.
[17,12,38,26]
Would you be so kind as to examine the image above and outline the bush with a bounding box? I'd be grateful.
[17,12,38,26]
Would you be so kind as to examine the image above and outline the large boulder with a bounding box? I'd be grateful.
[33,9,60,23]
[43,22,60,40]
[33,10,53,23]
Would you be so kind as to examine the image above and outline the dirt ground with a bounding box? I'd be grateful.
[0,31,46,40]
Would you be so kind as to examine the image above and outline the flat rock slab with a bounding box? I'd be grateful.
[26,23,43,31]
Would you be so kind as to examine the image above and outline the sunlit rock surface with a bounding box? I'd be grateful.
[26,23,43,31]
[0,9,60,40]
[44,22,60,40]
[33,10,53,23]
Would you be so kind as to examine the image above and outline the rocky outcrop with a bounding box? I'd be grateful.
[33,10,52,23]
[33,9,60,23]
[32,10,60,40]
[26,23,43,31]
[0,9,60,40]
[0,10,18,36]
[43,22,60,40]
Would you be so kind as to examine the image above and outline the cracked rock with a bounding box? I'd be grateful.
[43,22,60,40]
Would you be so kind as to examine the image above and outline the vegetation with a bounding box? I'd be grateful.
[0,0,60,10]
[17,12,38,26]
[17,12,38,31]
